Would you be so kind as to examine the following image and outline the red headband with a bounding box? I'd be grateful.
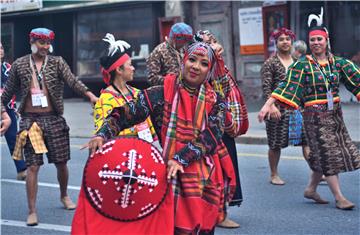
[101,53,130,85]
[29,32,55,41]
[309,30,328,39]
[183,47,212,70]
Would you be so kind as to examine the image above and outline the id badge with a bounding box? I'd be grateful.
[31,93,42,106]
[40,96,48,107]
[136,122,154,143]
[326,89,334,111]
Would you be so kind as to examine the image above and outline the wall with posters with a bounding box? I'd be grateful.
[232,1,265,102]
[238,7,264,55]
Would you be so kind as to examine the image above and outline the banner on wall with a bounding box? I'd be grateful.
[1,0,43,13]
[238,7,264,55]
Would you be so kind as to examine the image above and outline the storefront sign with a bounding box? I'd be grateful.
[238,7,264,55]
[1,0,42,13]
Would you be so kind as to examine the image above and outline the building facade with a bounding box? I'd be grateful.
[1,1,359,101]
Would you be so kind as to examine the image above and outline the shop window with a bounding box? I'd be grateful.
[76,6,156,81]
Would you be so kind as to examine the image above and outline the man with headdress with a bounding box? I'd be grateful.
[260,27,310,186]
[146,22,193,86]
[1,27,98,226]
[259,8,360,209]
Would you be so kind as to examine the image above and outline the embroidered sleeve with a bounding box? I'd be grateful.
[58,56,89,96]
[146,45,165,86]
[96,86,164,140]
[271,61,305,109]
[261,59,274,100]
[338,58,360,101]
[173,97,226,167]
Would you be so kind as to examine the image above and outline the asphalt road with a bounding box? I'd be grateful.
[1,139,359,235]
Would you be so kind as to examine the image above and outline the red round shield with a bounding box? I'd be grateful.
[83,137,168,221]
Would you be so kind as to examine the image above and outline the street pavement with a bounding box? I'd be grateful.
[0,98,359,234]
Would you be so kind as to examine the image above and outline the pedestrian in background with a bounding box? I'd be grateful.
[1,28,98,226]
[146,22,193,86]
[292,40,307,59]
[0,41,27,180]
[87,41,237,234]
[260,28,310,186]
[258,16,360,209]
[194,30,249,229]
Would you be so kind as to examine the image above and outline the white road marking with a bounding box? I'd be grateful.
[1,219,71,232]
[238,152,305,161]
[1,179,80,190]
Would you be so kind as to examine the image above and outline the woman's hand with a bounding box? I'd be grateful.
[81,136,105,157]
[167,159,184,180]
[258,97,277,122]
[258,104,271,122]
[269,104,281,120]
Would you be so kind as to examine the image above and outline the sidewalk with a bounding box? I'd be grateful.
[63,98,360,147]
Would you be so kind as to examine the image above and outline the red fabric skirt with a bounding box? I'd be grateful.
[71,187,174,235]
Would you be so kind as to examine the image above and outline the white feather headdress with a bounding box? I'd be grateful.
[102,33,131,57]
[307,7,323,27]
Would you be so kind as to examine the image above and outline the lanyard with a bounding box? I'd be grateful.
[311,55,334,91]
[30,55,47,90]
[111,83,134,103]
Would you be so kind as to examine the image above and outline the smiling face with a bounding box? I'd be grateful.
[118,58,135,82]
[309,35,327,56]
[276,33,292,53]
[183,52,210,88]
[32,39,52,58]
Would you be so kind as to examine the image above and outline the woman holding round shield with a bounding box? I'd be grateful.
[86,40,237,234]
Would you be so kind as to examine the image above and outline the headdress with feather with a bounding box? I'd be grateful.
[100,33,131,85]
[307,7,331,51]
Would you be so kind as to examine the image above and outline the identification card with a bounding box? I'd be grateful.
[31,93,42,106]
[40,96,48,107]
[326,89,334,111]
[136,122,154,143]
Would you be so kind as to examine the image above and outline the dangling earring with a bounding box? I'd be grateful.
[49,45,53,53]
[31,44,38,54]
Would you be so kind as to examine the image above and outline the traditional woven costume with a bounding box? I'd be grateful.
[94,84,158,141]
[193,30,249,213]
[72,35,172,235]
[94,42,236,234]
[261,28,307,150]
[271,24,360,176]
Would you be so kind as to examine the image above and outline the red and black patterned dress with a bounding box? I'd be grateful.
[94,75,236,234]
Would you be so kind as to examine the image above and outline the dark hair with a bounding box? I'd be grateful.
[100,49,127,84]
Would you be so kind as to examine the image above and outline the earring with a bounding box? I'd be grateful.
[49,45,53,53]
[31,44,38,54]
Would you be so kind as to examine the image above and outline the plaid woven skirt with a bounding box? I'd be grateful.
[303,103,360,176]
[20,112,70,166]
